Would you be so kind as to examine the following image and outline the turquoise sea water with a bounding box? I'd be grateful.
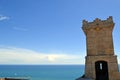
[0,65,85,80]
[0,65,120,80]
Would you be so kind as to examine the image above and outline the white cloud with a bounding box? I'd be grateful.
[12,27,28,31]
[0,15,9,21]
[0,46,85,65]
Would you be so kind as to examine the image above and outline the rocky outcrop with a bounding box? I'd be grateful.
[76,77,93,80]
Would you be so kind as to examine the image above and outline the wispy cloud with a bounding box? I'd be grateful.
[0,46,85,64]
[12,27,28,31]
[0,15,9,21]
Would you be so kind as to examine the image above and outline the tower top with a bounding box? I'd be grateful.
[82,16,115,55]
[82,16,114,30]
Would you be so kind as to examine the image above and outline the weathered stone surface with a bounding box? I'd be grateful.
[0,78,29,80]
[0,78,5,80]
[80,16,120,80]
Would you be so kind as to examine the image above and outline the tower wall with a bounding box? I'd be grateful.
[82,16,120,80]
[82,16,114,56]
[85,55,120,80]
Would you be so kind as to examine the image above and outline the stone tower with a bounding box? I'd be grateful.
[82,16,120,80]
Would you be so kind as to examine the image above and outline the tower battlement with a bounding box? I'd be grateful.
[82,16,114,30]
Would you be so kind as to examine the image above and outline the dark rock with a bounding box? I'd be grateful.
[5,78,29,80]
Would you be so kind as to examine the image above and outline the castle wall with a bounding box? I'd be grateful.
[82,16,120,80]
[85,55,120,80]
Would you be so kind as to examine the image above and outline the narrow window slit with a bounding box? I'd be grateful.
[100,63,102,70]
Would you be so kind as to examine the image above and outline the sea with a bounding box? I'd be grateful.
[0,65,120,80]
[0,65,85,80]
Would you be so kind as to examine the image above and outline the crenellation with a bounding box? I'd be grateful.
[83,20,88,24]
[82,16,114,31]
[93,18,101,22]
[107,16,113,22]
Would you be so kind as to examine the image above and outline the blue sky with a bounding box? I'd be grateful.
[0,0,120,64]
